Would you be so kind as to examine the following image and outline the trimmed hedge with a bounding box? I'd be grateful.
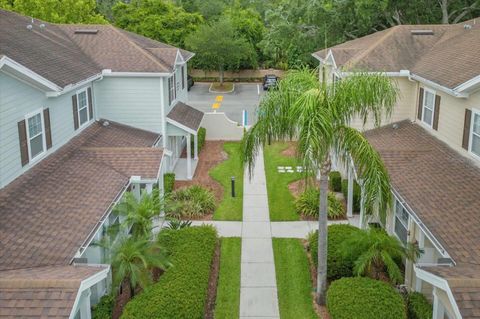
[341,179,361,212]
[121,226,218,319]
[406,292,433,319]
[329,171,342,192]
[327,277,407,319]
[308,224,362,281]
[295,188,345,219]
[191,127,206,156]
[163,173,175,194]
[92,294,114,319]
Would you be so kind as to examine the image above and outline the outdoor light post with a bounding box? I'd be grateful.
[231,176,236,197]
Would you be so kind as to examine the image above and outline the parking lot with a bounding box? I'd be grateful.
[187,82,265,125]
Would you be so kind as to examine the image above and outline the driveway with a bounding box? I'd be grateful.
[187,82,265,125]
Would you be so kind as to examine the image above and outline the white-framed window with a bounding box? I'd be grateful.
[394,199,409,245]
[76,89,90,127]
[168,75,176,105]
[470,109,480,158]
[25,109,46,161]
[422,88,436,127]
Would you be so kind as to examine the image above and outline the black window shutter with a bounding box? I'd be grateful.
[43,108,52,149]
[462,109,472,150]
[87,87,94,120]
[181,66,185,89]
[18,120,29,166]
[72,94,79,130]
[432,95,441,130]
[417,88,424,121]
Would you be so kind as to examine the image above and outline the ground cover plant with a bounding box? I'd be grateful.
[166,185,216,219]
[405,292,433,319]
[295,188,345,219]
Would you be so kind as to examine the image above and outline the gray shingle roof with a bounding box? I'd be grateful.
[167,102,204,132]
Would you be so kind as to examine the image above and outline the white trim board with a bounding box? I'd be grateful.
[166,117,198,135]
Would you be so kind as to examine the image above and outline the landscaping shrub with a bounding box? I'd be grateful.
[121,226,218,319]
[92,294,114,319]
[308,224,362,281]
[191,127,206,156]
[406,292,433,319]
[295,188,345,219]
[327,277,407,319]
[167,185,216,218]
[329,171,342,192]
[341,179,361,212]
[163,173,175,194]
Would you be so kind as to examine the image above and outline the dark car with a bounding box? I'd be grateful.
[187,74,194,91]
[262,74,278,90]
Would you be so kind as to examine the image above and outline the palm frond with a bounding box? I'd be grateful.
[381,250,403,284]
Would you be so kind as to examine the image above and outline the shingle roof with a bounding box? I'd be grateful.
[0,9,194,87]
[0,265,107,318]
[313,21,480,89]
[167,102,204,132]
[0,121,162,272]
[365,121,480,318]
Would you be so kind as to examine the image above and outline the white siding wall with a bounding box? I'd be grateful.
[0,72,93,188]
[95,77,163,133]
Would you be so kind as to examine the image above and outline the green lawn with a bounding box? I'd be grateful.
[210,142,243,221]
[264,142,303,221]
[214,238,241,319]
[273,238,318,319]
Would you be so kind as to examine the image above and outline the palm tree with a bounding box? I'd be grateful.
[340,229,421,284]
[114,188,163,239]
[243,68,398,304]
[110,235,170,298]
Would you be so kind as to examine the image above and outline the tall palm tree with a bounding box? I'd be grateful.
[340,229,421,284]
[243,68,398,304]
[110,235,170,297]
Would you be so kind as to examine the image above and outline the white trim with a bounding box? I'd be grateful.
[160,78,167,148]
[468,108,480,159]
[0,56,61,91]
[46,73,103,97]
[76,88,90,129]
[101,69,171,77]
[25,108,47,163]
[166,117,197,135]
[175,49,185,65]
[420,87,436,128]
[454,74,480,92]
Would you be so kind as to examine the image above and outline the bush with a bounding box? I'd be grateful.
[121,226,218,319]
[341,179,361,212]
[295,188,345,219]
[92,294,114,319]
[329,171,342,192]
[191,127,206,156]
[327,277,407,319]
[167,185,216,218]
[163,173,175,194]
[308,224,362,281]
[406,292,433,319]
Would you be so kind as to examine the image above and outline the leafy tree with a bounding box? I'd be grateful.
[112,0,203,47]
[1,0,107,23]
[110,235,170,297]
[243,69,397,304]
[185,18,256,84]
[340,229,421,284]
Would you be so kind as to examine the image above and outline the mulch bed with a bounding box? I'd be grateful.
[280,141,297,157]
[204,240,221,319]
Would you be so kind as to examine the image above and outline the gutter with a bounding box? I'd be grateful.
[46,72,104,97]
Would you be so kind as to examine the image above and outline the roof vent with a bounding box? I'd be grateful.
[464,24,472,30]
[410,29,434,35]
[39,23,46,30]
[26,24,33,31]
[74,29,99,35]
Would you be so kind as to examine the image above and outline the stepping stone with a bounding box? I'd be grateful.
[287,169,294,173]
[285,166,292,169]
[278,169,285,173]
[277,166,285,169]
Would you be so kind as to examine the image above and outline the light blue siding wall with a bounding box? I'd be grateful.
[164,65,189,116]
[0,72,93,188]
[94,77,163,133]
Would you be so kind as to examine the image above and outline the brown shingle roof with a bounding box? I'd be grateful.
[167,102,204,132]
[365,121,480,318]
[0,9,194,87]
[313,21,480,89]
[0,121,162,271]
[0,265,107,318]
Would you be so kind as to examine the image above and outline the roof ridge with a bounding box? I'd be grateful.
[110,26,171,72]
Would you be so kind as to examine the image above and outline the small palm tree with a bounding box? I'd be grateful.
[243,68,398,304]
[114,188,163,239]
[110,235,170,297]
[340,229,421,284]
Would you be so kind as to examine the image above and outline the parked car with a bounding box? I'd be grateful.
[187,75,194,91]
[262,74,278,90]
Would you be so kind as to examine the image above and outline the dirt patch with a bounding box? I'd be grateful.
[205,240,221,319]
[280,141,297,157]
[175,141,227,202]
[288,178,318,198]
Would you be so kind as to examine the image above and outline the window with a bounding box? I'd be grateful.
[26,111,46,160]
[422,89,435,126]
[394,200,409,244]
[470,110,480,157]
[77,89,89,127]
[168,75,176,105]
[181,66,185,90]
